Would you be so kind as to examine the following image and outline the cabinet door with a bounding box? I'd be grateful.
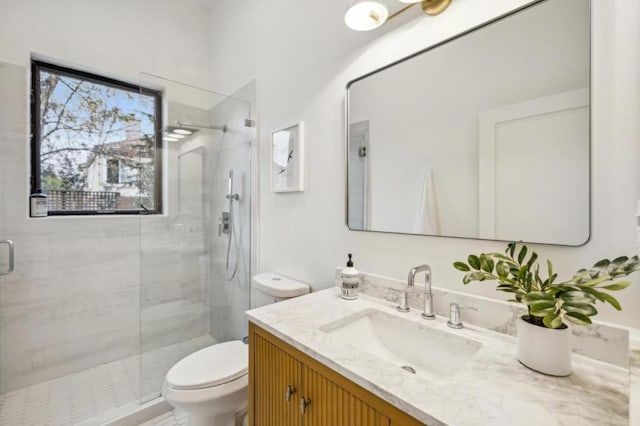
[301,364,383,426]
[253,333,301,426]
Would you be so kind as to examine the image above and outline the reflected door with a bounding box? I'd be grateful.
[478,89,590,245]
[348,121,369,230]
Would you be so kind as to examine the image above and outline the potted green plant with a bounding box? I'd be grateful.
[453,242,639,376]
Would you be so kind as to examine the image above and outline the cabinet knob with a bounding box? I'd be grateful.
[300,397,311,414]
[285,385,296,402]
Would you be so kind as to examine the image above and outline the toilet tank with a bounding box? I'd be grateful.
[251,272,310,308]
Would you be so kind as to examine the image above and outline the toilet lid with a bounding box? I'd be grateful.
[252,272,310,298]
[166,341,248,390]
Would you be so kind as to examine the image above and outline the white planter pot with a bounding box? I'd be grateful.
[517,315,572,376]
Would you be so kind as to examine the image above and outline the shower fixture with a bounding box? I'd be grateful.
[222,169,240,281]
[163,121,228,142]
[164,125,199,142]
[175,121,228,133]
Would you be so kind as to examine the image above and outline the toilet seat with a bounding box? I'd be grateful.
[166,341,248,390]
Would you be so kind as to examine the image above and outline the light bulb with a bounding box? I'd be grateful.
[397,0,422,3]
[344,1,388,31]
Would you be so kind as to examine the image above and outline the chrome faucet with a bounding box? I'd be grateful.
[447,302,477,329]
[397,264,435,319]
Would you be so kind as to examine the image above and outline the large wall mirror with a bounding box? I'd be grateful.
[346,0,590,246]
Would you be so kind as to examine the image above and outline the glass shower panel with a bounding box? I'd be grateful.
[138,74,252,402]
[207,88,253,345]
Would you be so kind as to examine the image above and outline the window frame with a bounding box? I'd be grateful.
[30,60,163,215]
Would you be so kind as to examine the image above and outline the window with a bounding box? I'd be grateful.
[106,159,121,184]
[30,60,162,214]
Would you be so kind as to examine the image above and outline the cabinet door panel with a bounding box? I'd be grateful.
[302,365,380,426]
[253,333,300,426]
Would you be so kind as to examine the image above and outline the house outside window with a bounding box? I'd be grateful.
[30,60,162,214]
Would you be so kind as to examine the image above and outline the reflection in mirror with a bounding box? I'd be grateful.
[346,0,590,246]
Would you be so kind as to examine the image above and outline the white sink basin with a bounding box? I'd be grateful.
[320,309,483,380]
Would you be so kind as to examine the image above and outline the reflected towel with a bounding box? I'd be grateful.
[414,169,440,235]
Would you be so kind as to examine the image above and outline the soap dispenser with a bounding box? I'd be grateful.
[341,253,360,300]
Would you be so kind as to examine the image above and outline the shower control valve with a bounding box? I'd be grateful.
[219,211,231,236]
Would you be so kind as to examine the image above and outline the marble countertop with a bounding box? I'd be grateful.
[246,287,629,426]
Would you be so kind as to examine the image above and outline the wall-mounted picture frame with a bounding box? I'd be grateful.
[271,122,304,192]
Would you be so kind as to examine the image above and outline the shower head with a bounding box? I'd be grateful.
[226,169,240,201]
[163,125,199,142]
[163,121,228,142]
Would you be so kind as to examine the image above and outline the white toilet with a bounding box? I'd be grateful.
[162,273,310,426]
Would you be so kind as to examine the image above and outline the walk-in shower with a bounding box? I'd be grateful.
[0,63,254,424]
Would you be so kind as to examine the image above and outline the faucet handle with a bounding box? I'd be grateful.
[447,303,477,329]
[396,291,410,313]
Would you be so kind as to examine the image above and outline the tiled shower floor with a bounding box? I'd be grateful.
[0,335,214,425]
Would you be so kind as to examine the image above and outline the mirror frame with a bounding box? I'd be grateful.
[344,0,591,246]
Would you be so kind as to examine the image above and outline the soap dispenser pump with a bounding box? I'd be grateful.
[341,253,360,300]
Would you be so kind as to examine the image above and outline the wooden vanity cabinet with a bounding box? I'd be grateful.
[251,324,300,426]
[249,323,424,426]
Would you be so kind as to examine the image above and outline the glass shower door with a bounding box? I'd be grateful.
[0,61,144,424]
[138,74,252,402]
[0,63,12,396]
[0,62,16,275]
[0,61,27,400]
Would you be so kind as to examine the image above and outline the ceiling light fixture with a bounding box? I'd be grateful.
[344,1,389,31]
[345,0,452,31]
[169,133,186,139]
[420,0,451,15]
[163,137,179,142]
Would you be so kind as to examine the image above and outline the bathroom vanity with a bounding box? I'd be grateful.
[249,323,421,425]
[247,285,629,426]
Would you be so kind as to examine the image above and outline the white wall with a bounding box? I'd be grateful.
[0,0,210,88]
[0,0,212,391]
[209,0,640,328]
